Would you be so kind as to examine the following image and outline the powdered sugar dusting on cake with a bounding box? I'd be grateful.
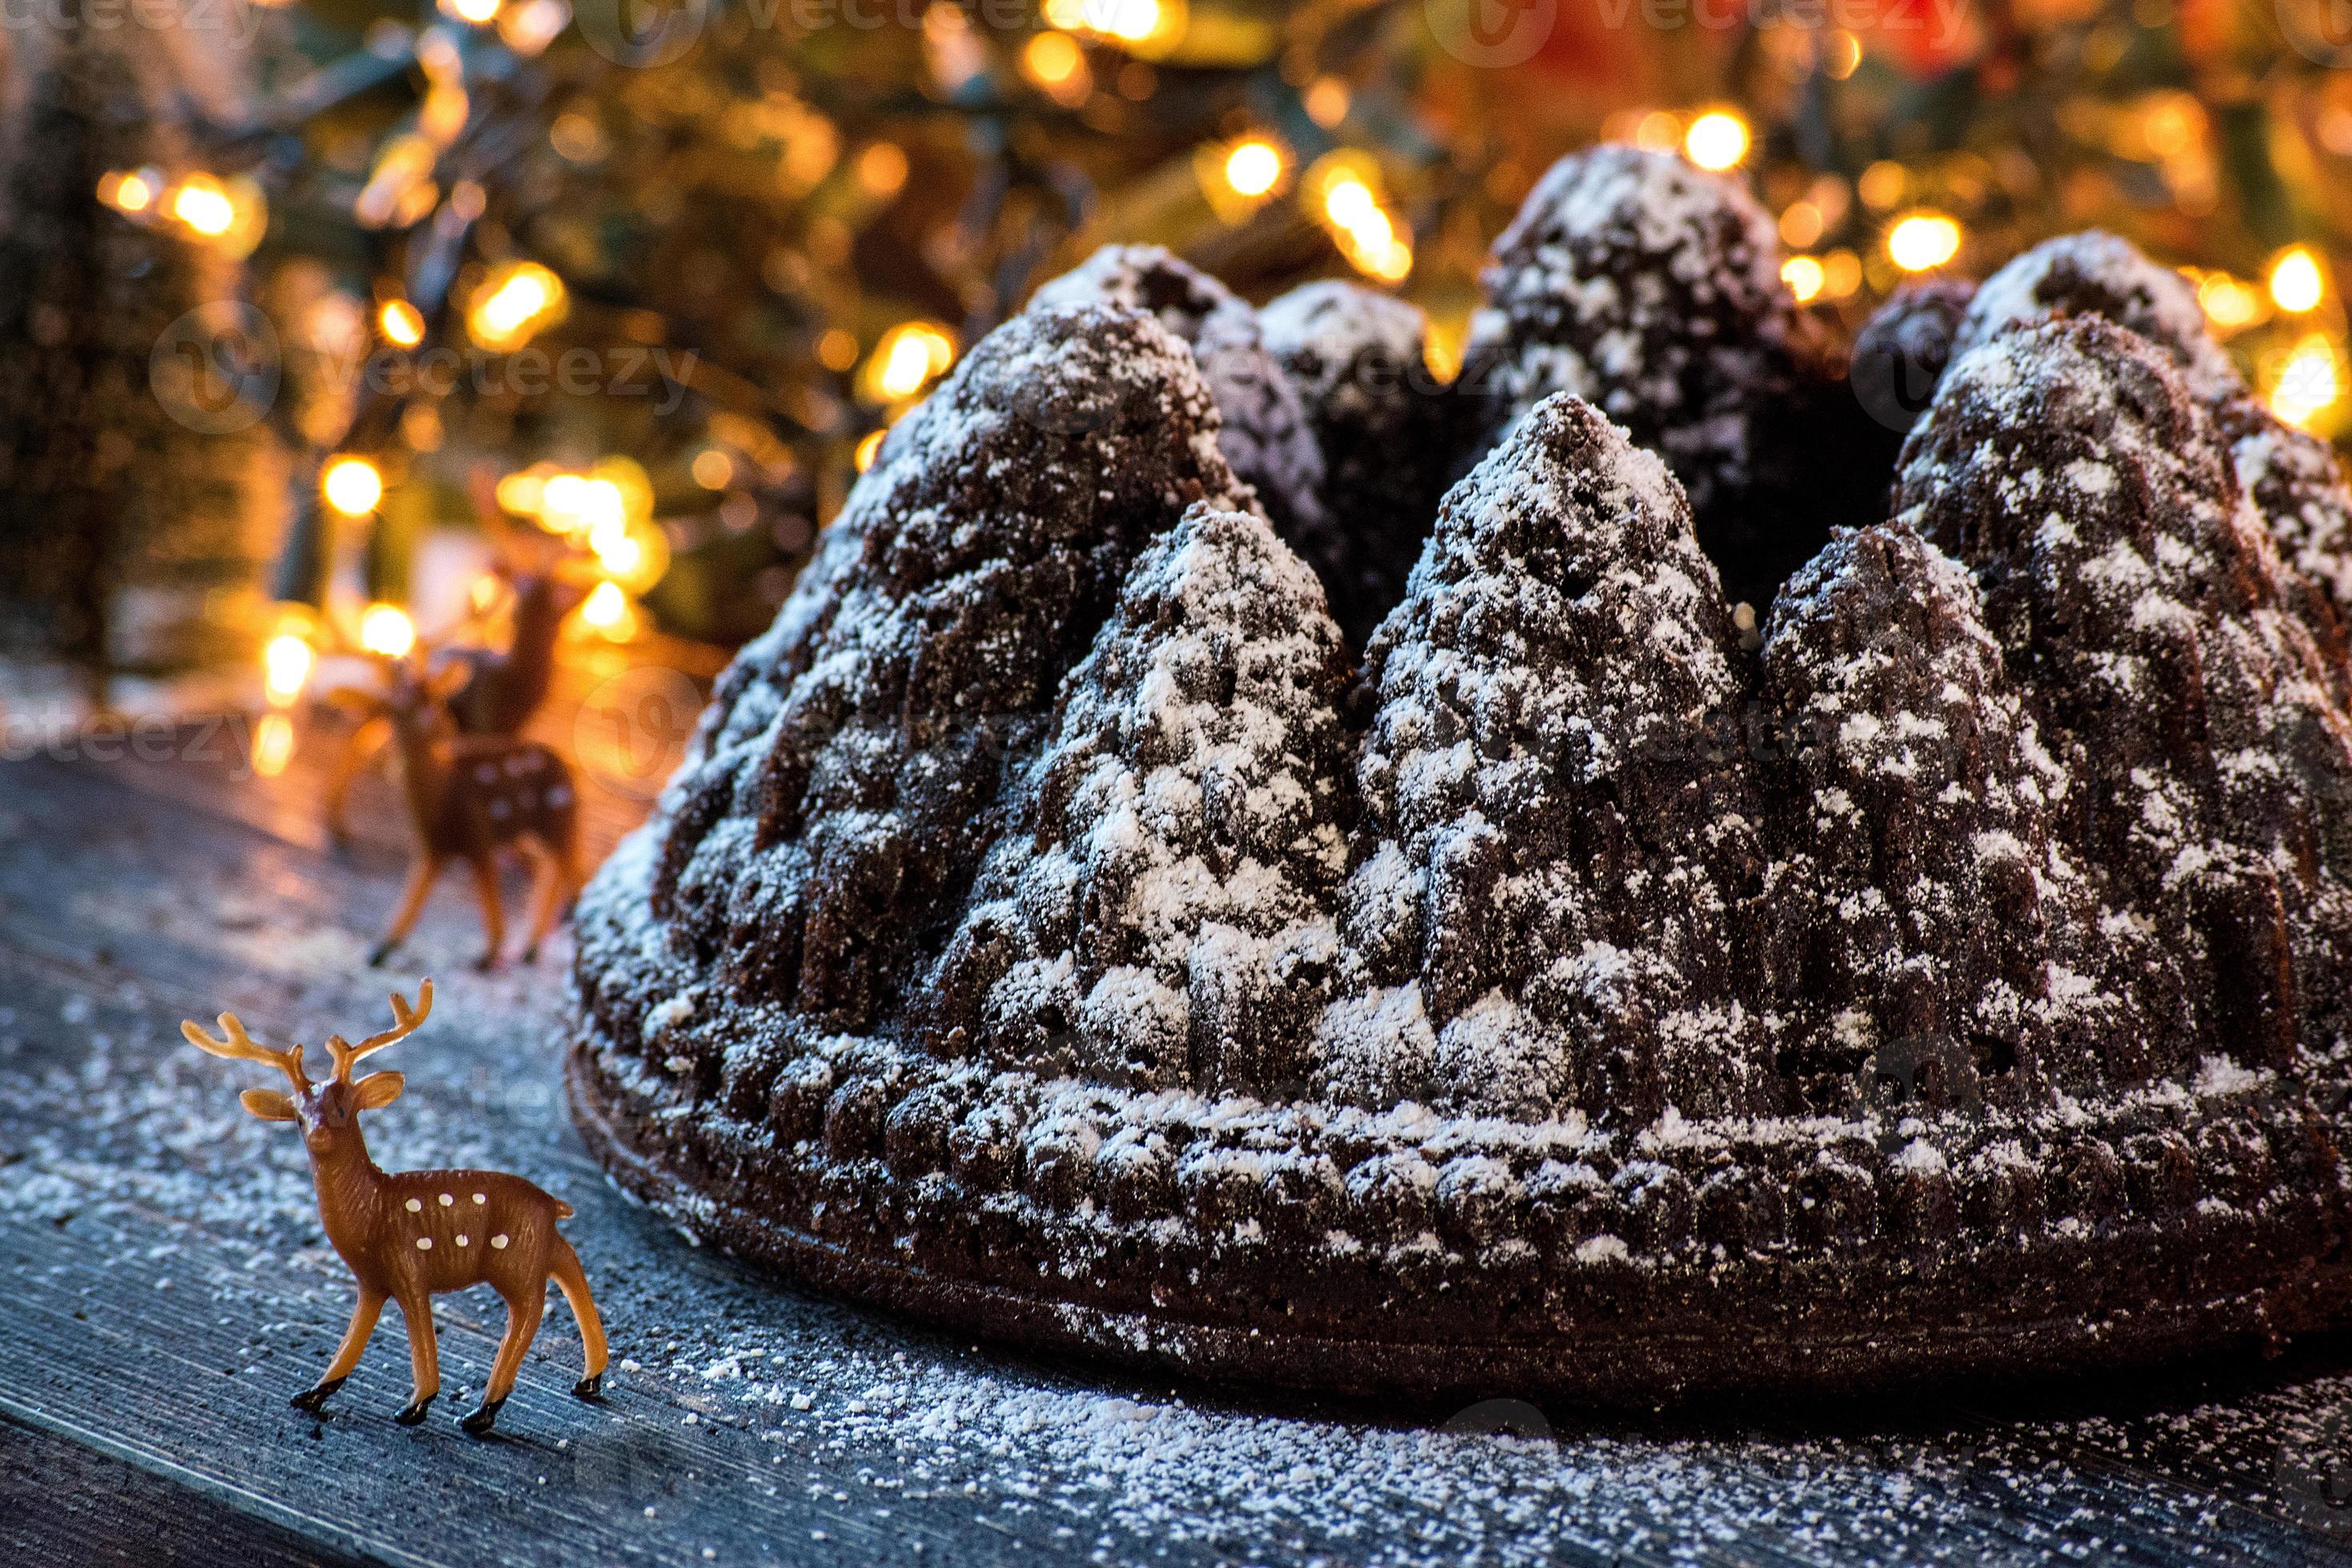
[1899,314,2352,1067]
[1954,230,2239,398]
[1320,393,1770,1124]
[628,301,1250,1062]
[565,224,2352,1404]
[1258,278,1458,647]
[1761,522,2154,1106]
[1461,146,1795,530]
[927,502,1352,1094]
[1030,245,1329,564]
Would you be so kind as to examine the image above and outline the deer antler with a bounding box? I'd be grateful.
[181,1011,308,1090]
[326,980,434,1082]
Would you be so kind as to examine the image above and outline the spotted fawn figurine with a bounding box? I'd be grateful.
[330,658,584,971]
[183,982,608,1435]
[324,477,588,841]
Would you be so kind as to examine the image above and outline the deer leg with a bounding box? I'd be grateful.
[369,854,445,967]
[323,718,392,845]
[461,1287,546,1436]
[467,854,506,971]
[391,1290,440,1426]
[550,1235,608,1398]
[520,840,565,965]
[292,1286,386,1413]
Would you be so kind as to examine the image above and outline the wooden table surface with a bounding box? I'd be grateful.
[10,646,2352,1566]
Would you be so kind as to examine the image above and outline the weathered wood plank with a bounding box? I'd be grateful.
[7,709,2352,1565]
[0,1413,361,1567]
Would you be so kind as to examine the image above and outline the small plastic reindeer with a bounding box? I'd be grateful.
[182,982,608,1435]
[323,480,589,840]
[334,658,584,970]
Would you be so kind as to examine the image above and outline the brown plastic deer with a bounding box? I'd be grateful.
[182,982,608,1435]
[334,658,585,970]
[322,477,589,840]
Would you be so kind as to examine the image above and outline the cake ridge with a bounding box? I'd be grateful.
[642,299,1250,1056]
[568,167,2352,1402]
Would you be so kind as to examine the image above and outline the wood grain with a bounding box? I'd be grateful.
[5,670,2352,1566]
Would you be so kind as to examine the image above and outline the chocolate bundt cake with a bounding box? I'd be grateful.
[569,151,2352,1404]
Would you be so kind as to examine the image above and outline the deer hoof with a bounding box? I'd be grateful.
[473,950,501,974]
[520,943,540,966]
[573,1374,602,1401]
[290,1376,346,1413]
[367,940,398,968]
[460,1398,506,1437]
[394,1395,436,1426]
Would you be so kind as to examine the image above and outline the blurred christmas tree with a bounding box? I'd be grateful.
[0,19,275,694]
[2,0,2345,702]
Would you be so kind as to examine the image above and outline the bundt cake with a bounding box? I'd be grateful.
[569,147,2352,1404]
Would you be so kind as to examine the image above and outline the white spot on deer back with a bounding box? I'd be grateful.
[405,1197,423,1212]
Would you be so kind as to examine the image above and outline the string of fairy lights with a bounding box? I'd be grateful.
[74,0,2352,777]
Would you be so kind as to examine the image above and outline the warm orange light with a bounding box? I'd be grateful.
[578,580,637,640]
[440,0,499,21]
[2270,246,2327,315]
[1049,0,1182,53]
[263,632,314,706]
[495,467,550,517]
[1682,110,1750,172]
[466,261,566,352]
[540,473,627,538]
[1310,160,1412,283]
[862,322,956,402]
[691,449,734,490]
[1782,255,1826,304]
[250,713,295,778]
[854,429,887,471]
[169,174,236,237]
[1022,30,1082,88]
[1779,202,1824,250]
[1887,211,1962,272]
[321,455,385,517]
[1631,111,1681,154]
[1224,138,1283,198]
[2271,332,2345,430]
[2198,273,2264,333]
[98,169,158,214]
[378,298,426,348]
[1304,77,1350,129]
[359,602,417,659]
[856,142,910,200]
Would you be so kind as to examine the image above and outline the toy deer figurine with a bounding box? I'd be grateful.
[323,478,589,840]
[182,982,608,1435]
[334,658,584,970]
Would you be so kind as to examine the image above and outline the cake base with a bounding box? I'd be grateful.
[566,1030,2352,1406]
